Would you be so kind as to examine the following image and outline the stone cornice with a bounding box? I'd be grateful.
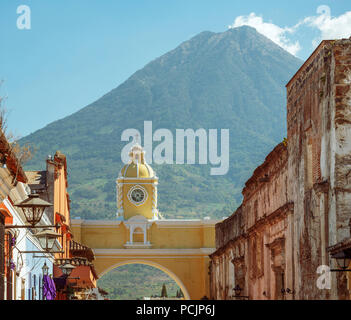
[71,218,221,229]
[210,234,246,258]
[93,248,216,257]
[327,238,351,254]
[265,236,285,249]
[286,40,329,88]
[155,219,221,228]
[313,180,329,194]
[247,202,294,235]
[210,202,294,258]
[335,187,351,194]
[242,143,288,200]
[71,219,123,228]
[231,256,245,265]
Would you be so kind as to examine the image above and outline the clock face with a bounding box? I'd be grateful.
[131,188,145,203]
[128,185,148,206]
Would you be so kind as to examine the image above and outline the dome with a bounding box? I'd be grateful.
[121,162,154,178]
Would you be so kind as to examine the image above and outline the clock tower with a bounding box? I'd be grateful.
[116,143,159,221]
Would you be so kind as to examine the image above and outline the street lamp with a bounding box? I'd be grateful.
[281,288,295,295]
[34,228,61,252]
[232,285,249,299]
[60,263,76,276]
[233,285,242,296]
[15,193,53,226]
[5,193,64,254]
[331,249,351,271]
[53,262,79,300]
[42,262,49,276]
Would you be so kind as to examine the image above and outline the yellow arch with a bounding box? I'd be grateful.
[98,259,191,300]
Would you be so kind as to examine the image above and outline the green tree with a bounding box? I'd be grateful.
[161,283,168,298]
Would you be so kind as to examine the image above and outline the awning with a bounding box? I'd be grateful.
[66,232,73,241]
[61,223,71,233]
[55,212,66,224]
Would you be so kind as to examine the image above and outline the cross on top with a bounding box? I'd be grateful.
[135,133,142,145]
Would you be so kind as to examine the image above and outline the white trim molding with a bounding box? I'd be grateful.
[124,215,152,245]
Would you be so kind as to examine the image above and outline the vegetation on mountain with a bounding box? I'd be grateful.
[20,26,302,221]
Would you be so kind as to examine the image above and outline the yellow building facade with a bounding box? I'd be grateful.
[71,143,221,299]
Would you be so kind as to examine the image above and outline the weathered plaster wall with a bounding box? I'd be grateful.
[211,144,292,300]
[286,39,351,299]
[286,41,329,300]
[211,38,351,300]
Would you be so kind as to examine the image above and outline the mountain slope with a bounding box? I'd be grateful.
[20,26,302,219]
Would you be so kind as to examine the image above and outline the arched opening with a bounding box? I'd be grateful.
[97,260,190,300]
[133,227,144,243]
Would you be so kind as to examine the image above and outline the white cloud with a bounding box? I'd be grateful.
[302,5,351,47]
[229,13,301,56]
[228,5,351,57]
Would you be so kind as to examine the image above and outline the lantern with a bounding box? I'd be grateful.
[42,262,49,276]
[34,228,61,251]
[15,194,52,226]
[60,263,76,276]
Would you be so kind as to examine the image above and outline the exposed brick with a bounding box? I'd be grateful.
[210,39,351,300]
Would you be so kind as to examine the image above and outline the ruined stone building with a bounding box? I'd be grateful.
[209,38,351,300]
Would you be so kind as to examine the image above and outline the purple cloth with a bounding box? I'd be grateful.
[43,275,57,300]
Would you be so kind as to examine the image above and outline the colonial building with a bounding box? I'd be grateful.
[0,150,100,301]
[0,130,29,300]
[210,38,351,300]
[0,130,58,300]
[3,181,55,300]
[27,151,99,300]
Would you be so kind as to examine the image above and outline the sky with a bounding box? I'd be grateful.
[0,0,350,137]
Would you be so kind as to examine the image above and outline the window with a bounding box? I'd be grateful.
[249,237,256,279]
[256,235,264,277]
[305,140,313,189]
[33,274,37,300]
[274,269,285,300]
[39,274,42,300]
[27,272,31,300]
[21,278,25,300]
[254,200,258,222]
[4,232,14,300]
